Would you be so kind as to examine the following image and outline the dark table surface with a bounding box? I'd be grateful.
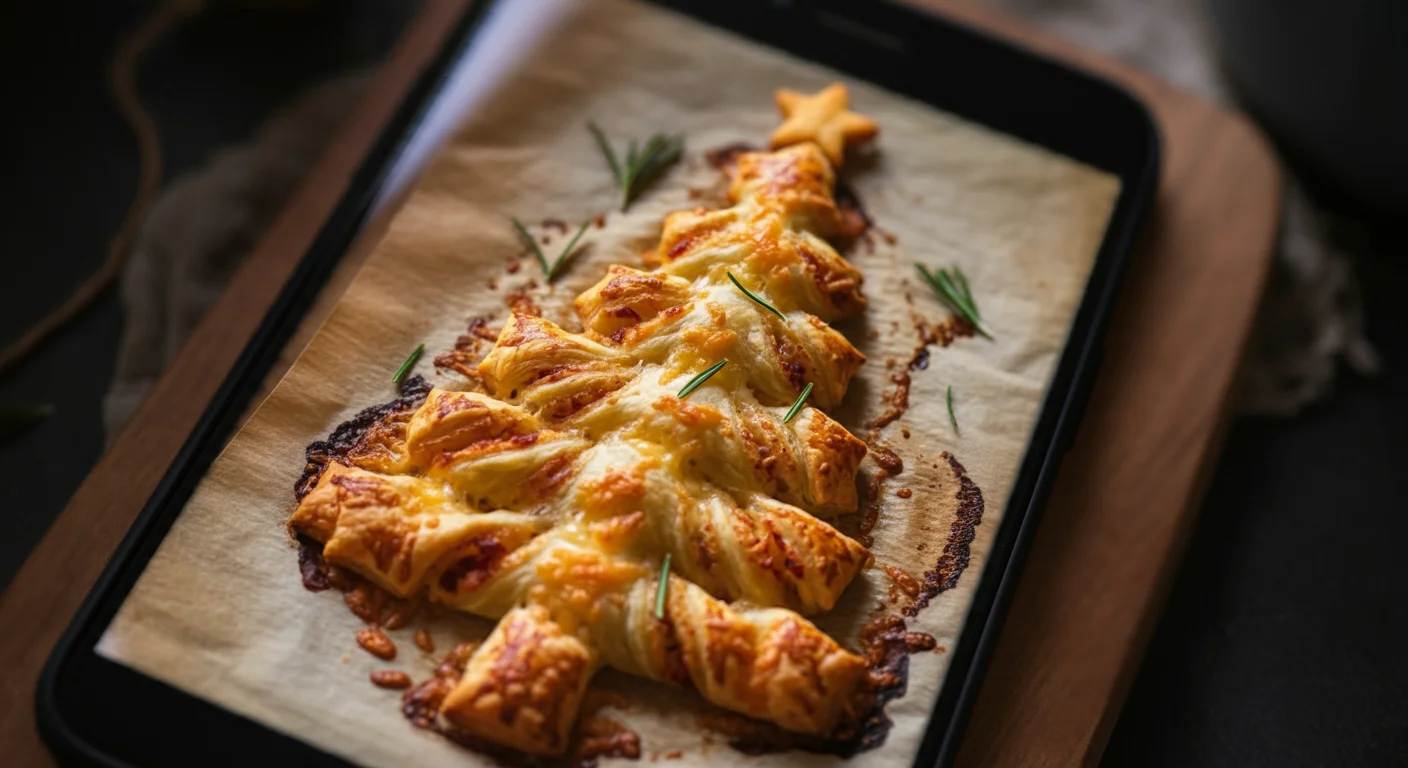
[1,2,1403,765]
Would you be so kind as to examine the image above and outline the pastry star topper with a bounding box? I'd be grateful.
[770,83,879,166]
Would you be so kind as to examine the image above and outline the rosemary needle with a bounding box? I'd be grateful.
[677,359,728,399]
[783,382,814,424]
[393,344,424,384]
[512,217,589,281]
[947,384,959,435]
[511,217,550,275]
[550,220,591,279]
[0,404,54,442]
[727,271,786,321]
[587,121,622,185]
[953,265,972,302]
[655,553,672,619]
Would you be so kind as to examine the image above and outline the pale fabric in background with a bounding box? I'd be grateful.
[103,0,1377,440]
[990,0,1378,414]
[102,72,369,439]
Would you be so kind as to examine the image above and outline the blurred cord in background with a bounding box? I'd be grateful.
[0,0,422,589]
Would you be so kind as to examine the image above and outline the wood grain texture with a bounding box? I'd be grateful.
[912,3,1281,767]
[0,1,1279,765]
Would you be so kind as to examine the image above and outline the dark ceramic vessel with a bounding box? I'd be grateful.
[1210,0,1408,216]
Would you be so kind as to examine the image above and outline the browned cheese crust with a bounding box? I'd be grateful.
[289,84,894,756]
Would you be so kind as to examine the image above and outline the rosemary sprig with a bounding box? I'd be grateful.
[0,404,54,443]
[393,344,425,384]
[916,263,992,339]
[677,359,728,399]
[588,121,685,212]
[655,553,672,619]
[783,382,814,424]
[727,271,786,321]
[946,384,959,435]
[512,218,590,281]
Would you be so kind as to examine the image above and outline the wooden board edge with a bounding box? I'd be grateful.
[0,0,472,759]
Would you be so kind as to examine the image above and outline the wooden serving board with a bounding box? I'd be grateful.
[0,1,1279,765]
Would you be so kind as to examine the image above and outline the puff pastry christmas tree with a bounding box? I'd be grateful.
[291,84,881,755]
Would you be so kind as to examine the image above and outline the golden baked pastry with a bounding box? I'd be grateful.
[291,83,880,755]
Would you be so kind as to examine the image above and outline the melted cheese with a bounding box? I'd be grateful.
[290,101,881,753]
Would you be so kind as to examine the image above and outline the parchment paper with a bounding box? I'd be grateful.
[98,1,1119,764]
